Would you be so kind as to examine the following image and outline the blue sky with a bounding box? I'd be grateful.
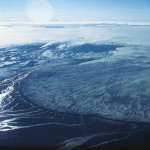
[0,0,150,22]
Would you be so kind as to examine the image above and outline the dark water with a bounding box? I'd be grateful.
[0,40,150,149]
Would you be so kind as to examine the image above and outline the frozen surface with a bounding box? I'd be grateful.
[21,42,150,123]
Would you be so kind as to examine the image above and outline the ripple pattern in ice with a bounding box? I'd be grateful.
[21,43,150,123]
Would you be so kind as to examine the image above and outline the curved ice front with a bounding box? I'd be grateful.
[21,42,150,123]
[0,41,123,131]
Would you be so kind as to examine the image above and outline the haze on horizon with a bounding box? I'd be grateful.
[0,0,150,23]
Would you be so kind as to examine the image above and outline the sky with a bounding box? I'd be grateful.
[0,0,150,23]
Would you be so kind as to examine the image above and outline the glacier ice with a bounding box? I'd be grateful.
[21,43,150,123]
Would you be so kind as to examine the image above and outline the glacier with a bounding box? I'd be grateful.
[0,23,150,148]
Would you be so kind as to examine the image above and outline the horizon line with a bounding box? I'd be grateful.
[0,20,150,26]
